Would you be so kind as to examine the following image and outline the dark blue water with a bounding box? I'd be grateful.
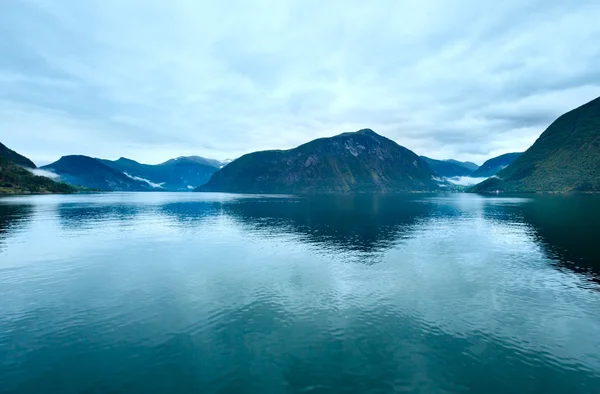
[1,193,599,393]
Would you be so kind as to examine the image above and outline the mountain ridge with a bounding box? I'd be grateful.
[42,156,153,191]
[420,156,475,177]
[99,156,220,191]
[470,152,522,178]
[0,142,36,168]
[196,129,440,194]
[0,143,76,194]
[445,159,479,172]
[471,96,600,193]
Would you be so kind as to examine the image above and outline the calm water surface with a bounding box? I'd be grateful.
[1,193,599,393]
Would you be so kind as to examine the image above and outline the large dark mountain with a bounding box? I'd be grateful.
[471,96,600,193]
[420,156,475,177]
[196,129,440,194]
[42,156,153,191]
[0,143,75,194]
[0,142,36,168]
[470,152,522,178]
[445,159,479,172]
[99,156,220,191]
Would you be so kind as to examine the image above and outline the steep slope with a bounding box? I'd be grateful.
[420,156,475,177]
[470,152,522,178]
[196,129,439,194]
[0,143,75,194]
[42,156,153,191]
[445,159,479,172]
[0,142,36,168]
[471,96,600,193]
[99,156,220,191]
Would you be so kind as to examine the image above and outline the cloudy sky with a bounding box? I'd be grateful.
[1,0,600,166]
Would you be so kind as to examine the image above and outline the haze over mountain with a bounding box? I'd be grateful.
[0,142,75,194]
[472,96,600,193]
[469,153,522,178]
[197,129,440,194]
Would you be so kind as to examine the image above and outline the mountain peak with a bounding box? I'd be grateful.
[337,128,380,139]
[356,128,377,135]
[197,130,438,193]
[116,157,140,164]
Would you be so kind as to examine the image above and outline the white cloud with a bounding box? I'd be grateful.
[1,0,599,164]
[446,176,489,187]
[123,172,164,189]
[27,168,61,180]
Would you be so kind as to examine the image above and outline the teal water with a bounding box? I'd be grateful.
[1,193,599,393]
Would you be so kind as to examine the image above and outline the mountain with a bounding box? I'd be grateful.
[98,156,220,191]
[420,156,475,177]
[42,156,154,191]
[469,152,522,178]
[196,129,440,194]
[0,142,36,168]
[166,156,224,169]
[445,159,479,172]
[0,143,76,194]
[471,96,600,193]
[219,158,234,168]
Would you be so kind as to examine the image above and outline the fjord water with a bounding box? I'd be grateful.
[1,193,599,394]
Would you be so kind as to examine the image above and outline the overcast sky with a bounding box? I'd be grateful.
[1,0,600,166]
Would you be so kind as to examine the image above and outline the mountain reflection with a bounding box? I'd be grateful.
[482,195,600,280]
[43,193,600,279]
[2,193,600,393]
[57,203,144,229]
[221,194,433,254]
[158,201,223,224]
[0,203,34,251]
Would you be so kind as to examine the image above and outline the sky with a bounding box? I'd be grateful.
[1,0,600,166]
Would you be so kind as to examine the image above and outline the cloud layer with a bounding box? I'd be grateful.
[27,168,60,180]
[1,0,600,165]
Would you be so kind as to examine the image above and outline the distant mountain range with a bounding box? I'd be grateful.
[42,156,154,192]
[98,156,223,191]
[421,153,521,180]
[469,152,522,178]
[0,143,76,194]
[41,156,225,192]
[445,159,479,172]
[471,96,600,193]
[4,95,598,195]
[420,156,478,177]
[197,129,440,193]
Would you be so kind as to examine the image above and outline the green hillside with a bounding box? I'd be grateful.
[471,96,600,193]
[0,143,76,194]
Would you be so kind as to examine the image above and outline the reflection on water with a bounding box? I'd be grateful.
[223,194,433,255]
[0,204,33,251]
[0,192,599,394]
[507,195,600,278]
